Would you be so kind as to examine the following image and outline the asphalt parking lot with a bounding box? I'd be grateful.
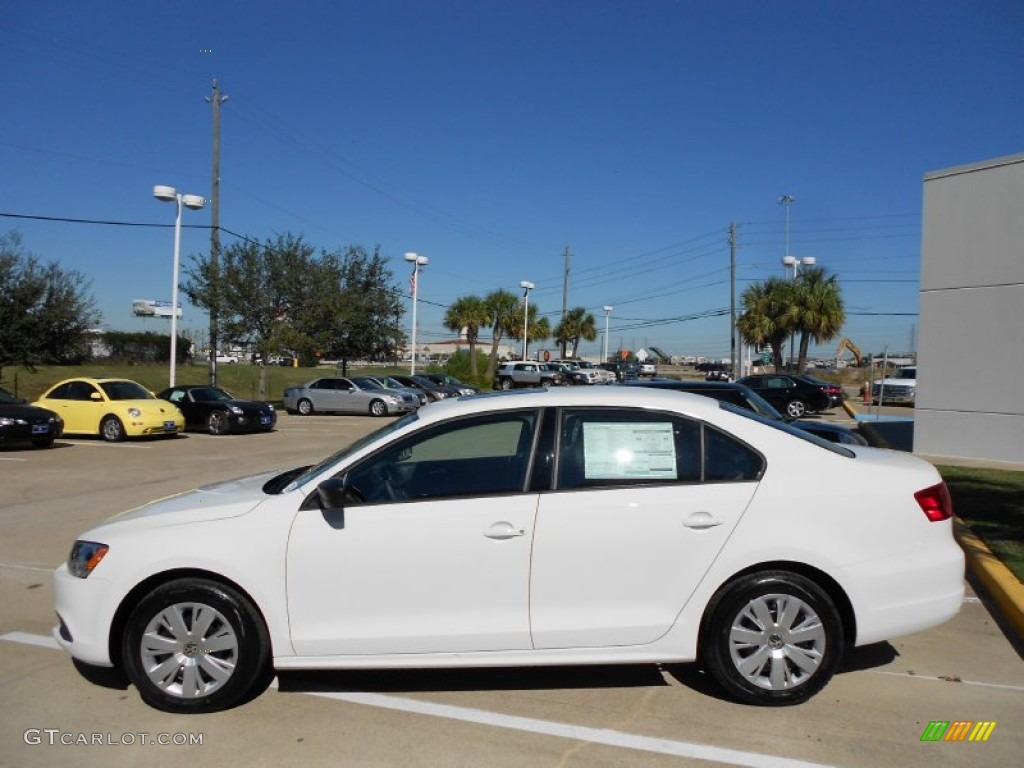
[1,411,1021,767]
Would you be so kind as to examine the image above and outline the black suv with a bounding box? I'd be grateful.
[624,379,866,446]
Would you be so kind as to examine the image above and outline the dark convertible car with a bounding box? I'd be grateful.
[157,385,276,435]
[0,387,63,448]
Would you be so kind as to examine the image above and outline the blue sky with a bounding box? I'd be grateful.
[2,0,1021,360]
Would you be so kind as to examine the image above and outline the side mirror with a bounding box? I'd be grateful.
[300,477,350,529]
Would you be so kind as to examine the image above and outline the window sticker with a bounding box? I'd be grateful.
[582,422,677,480]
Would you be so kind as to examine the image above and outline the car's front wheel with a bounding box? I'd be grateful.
[369,399,387,417]
[206,410,231,435]
[121,578,271,714]
[296,398,314,415]
[701,570,843,706]
[785,399,807,418]
[100,416,126,442]
[499,378,513,390]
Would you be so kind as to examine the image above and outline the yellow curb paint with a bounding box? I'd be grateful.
[955,519,1024,640]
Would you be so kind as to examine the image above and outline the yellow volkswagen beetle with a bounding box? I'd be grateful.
[34,378,184,442]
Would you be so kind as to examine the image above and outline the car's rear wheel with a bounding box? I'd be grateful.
[702,570,843,706]
[100,416,126,442]
[122,578,271,714]
[368,399,388,417]
[785,399,807,418]
[297,399,314,415]
[206,410,231,435]
[499,378,513,390]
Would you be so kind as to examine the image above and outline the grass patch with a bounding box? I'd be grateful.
[938,465,1024,582]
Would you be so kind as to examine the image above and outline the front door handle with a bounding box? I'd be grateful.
[684,511,724,530]
[484,522,526,540]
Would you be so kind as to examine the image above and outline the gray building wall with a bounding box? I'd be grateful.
[915,153,1024,463]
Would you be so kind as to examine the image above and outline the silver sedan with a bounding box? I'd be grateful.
[282,377,417,417]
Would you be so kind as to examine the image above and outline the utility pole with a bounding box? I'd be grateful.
[560,246,571,358]
[729,222,737,380]
[206,79,228,385]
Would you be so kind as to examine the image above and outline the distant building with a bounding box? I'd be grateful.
[914,152,1024,464]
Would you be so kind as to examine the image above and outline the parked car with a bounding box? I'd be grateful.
[416,373,479,396]
[350,376,428,408]
[33,378,184,442]
[156,385,276,435]
[389,374,461,401]
[625,379,868,445]
[553,360,613,385]
[53,387,963,714]
[493,361,564,389]
[283,377,416,416]
[638,361,657,377]
[871,366,917,405]
[0,387,63,448]
[737,374,835,418]
[599,361,639,382]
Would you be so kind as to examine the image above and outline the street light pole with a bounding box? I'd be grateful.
[603,305,613,363]
[404,252,428,374]
[154,185,204,388]
[520,281,534,361]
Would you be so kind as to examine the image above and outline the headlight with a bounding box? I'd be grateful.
[267,404,275,411]
[68,541,109,578]
[230,406,244,414]
[0,417,25,426]
[127,408,141,418]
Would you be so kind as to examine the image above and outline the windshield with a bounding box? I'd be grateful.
[193,387,234,401]
[99,381,155,400]
[896,368,916,379]
[719,402,855,457]
[282,411,420,492]
[352,377,383,389]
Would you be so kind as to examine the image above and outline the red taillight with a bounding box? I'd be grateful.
[915,482,953,522]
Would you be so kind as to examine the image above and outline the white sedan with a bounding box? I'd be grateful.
[53,387,964,713]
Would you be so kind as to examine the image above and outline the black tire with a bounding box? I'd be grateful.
[32,437,55,448]
[785,399,807,419]
[207,410,231,435]
[499,378,513,391]
[100,416,126,442]
[701,570,843,706]
[369,399,388,417]
[121,578,271,714]
[297,398,314,416]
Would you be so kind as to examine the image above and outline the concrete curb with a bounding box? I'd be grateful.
[954,519,1024,641]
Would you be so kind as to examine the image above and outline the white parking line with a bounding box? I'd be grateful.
[0,457,29,462]
[0,631,835,768]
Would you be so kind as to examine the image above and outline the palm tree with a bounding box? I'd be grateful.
[737,277,796,371]
[554,307,598,358]
[482,289,519,378]
[507,304,550,360]
[443,295,488,377]
[788,266,845,373]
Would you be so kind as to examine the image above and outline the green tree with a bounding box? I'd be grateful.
[0,230,100,378]
[185,232,314,397]
[507,303,550,359]
[443,295,489,378]
[788,266,846,373]
[737,277,795,372]
[554,307,598,358]
[304,245,405,372]
[482,289,520,378]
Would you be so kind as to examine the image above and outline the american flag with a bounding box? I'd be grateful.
[409,267,417,294]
